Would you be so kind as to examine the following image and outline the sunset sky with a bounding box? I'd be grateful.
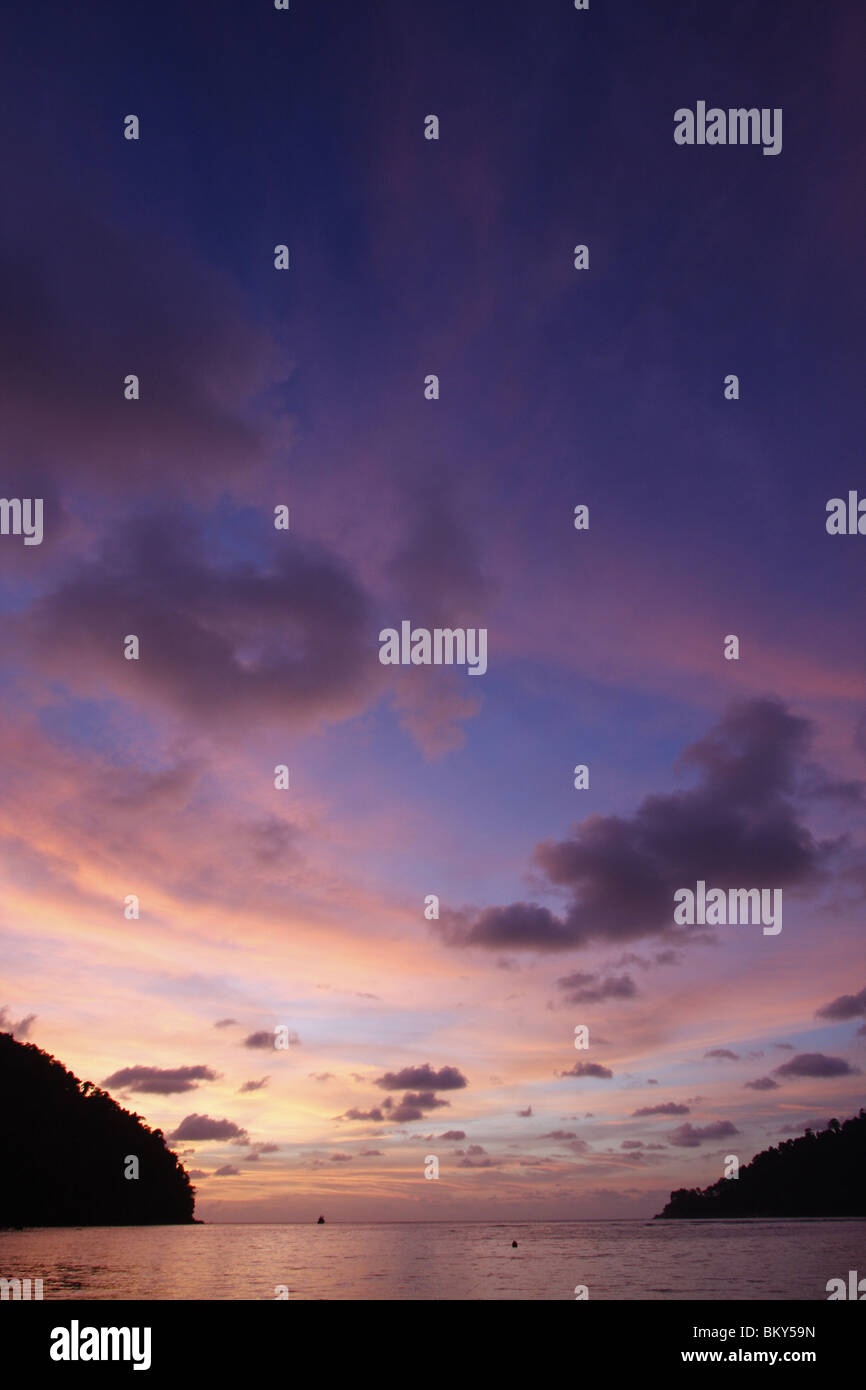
[1,0,864,1222]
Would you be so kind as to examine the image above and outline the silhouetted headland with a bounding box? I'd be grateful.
[0,1032,197,1227]
[655,1109,866,1218]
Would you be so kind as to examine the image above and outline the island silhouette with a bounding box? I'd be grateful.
[656,1109,866,1218]
[0,1032,196,1227]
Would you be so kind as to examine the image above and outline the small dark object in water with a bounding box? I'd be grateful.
[512,1240,518,1247]
[317,1215,326,1224]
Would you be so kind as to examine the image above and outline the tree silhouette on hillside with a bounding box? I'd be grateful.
[656,1109,866,1218]
[0,1032,196,1226]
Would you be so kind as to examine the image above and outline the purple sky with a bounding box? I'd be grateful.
[0,0,864,1220]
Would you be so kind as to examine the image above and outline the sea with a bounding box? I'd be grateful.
[1,1219,863,1300]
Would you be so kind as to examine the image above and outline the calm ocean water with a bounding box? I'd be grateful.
[1,1220,863,1300]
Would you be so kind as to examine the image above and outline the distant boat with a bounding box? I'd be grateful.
[317,1215,326,1224]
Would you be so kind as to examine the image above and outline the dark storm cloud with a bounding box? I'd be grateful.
[439,902,574,952]
[667,1121,739,1148]
[168,1114,248,1143]
[374,1065,468,1092]
[340,1078,464,1123]
[804,767,866,805]
[388,1091,450,1122]
[244,1029,300,1049]
[19,517,378,732]
[816,985,866,1021]
[436,700,833,952]
[744,1077,780,1091]
[385,488,492,630]
[558,1061,613,1080]
[632,1102,690,1117]
[556,971,637,1004]
[773,1052,858,1078]
[102,1064,220,1095]
[0,156,288,498]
